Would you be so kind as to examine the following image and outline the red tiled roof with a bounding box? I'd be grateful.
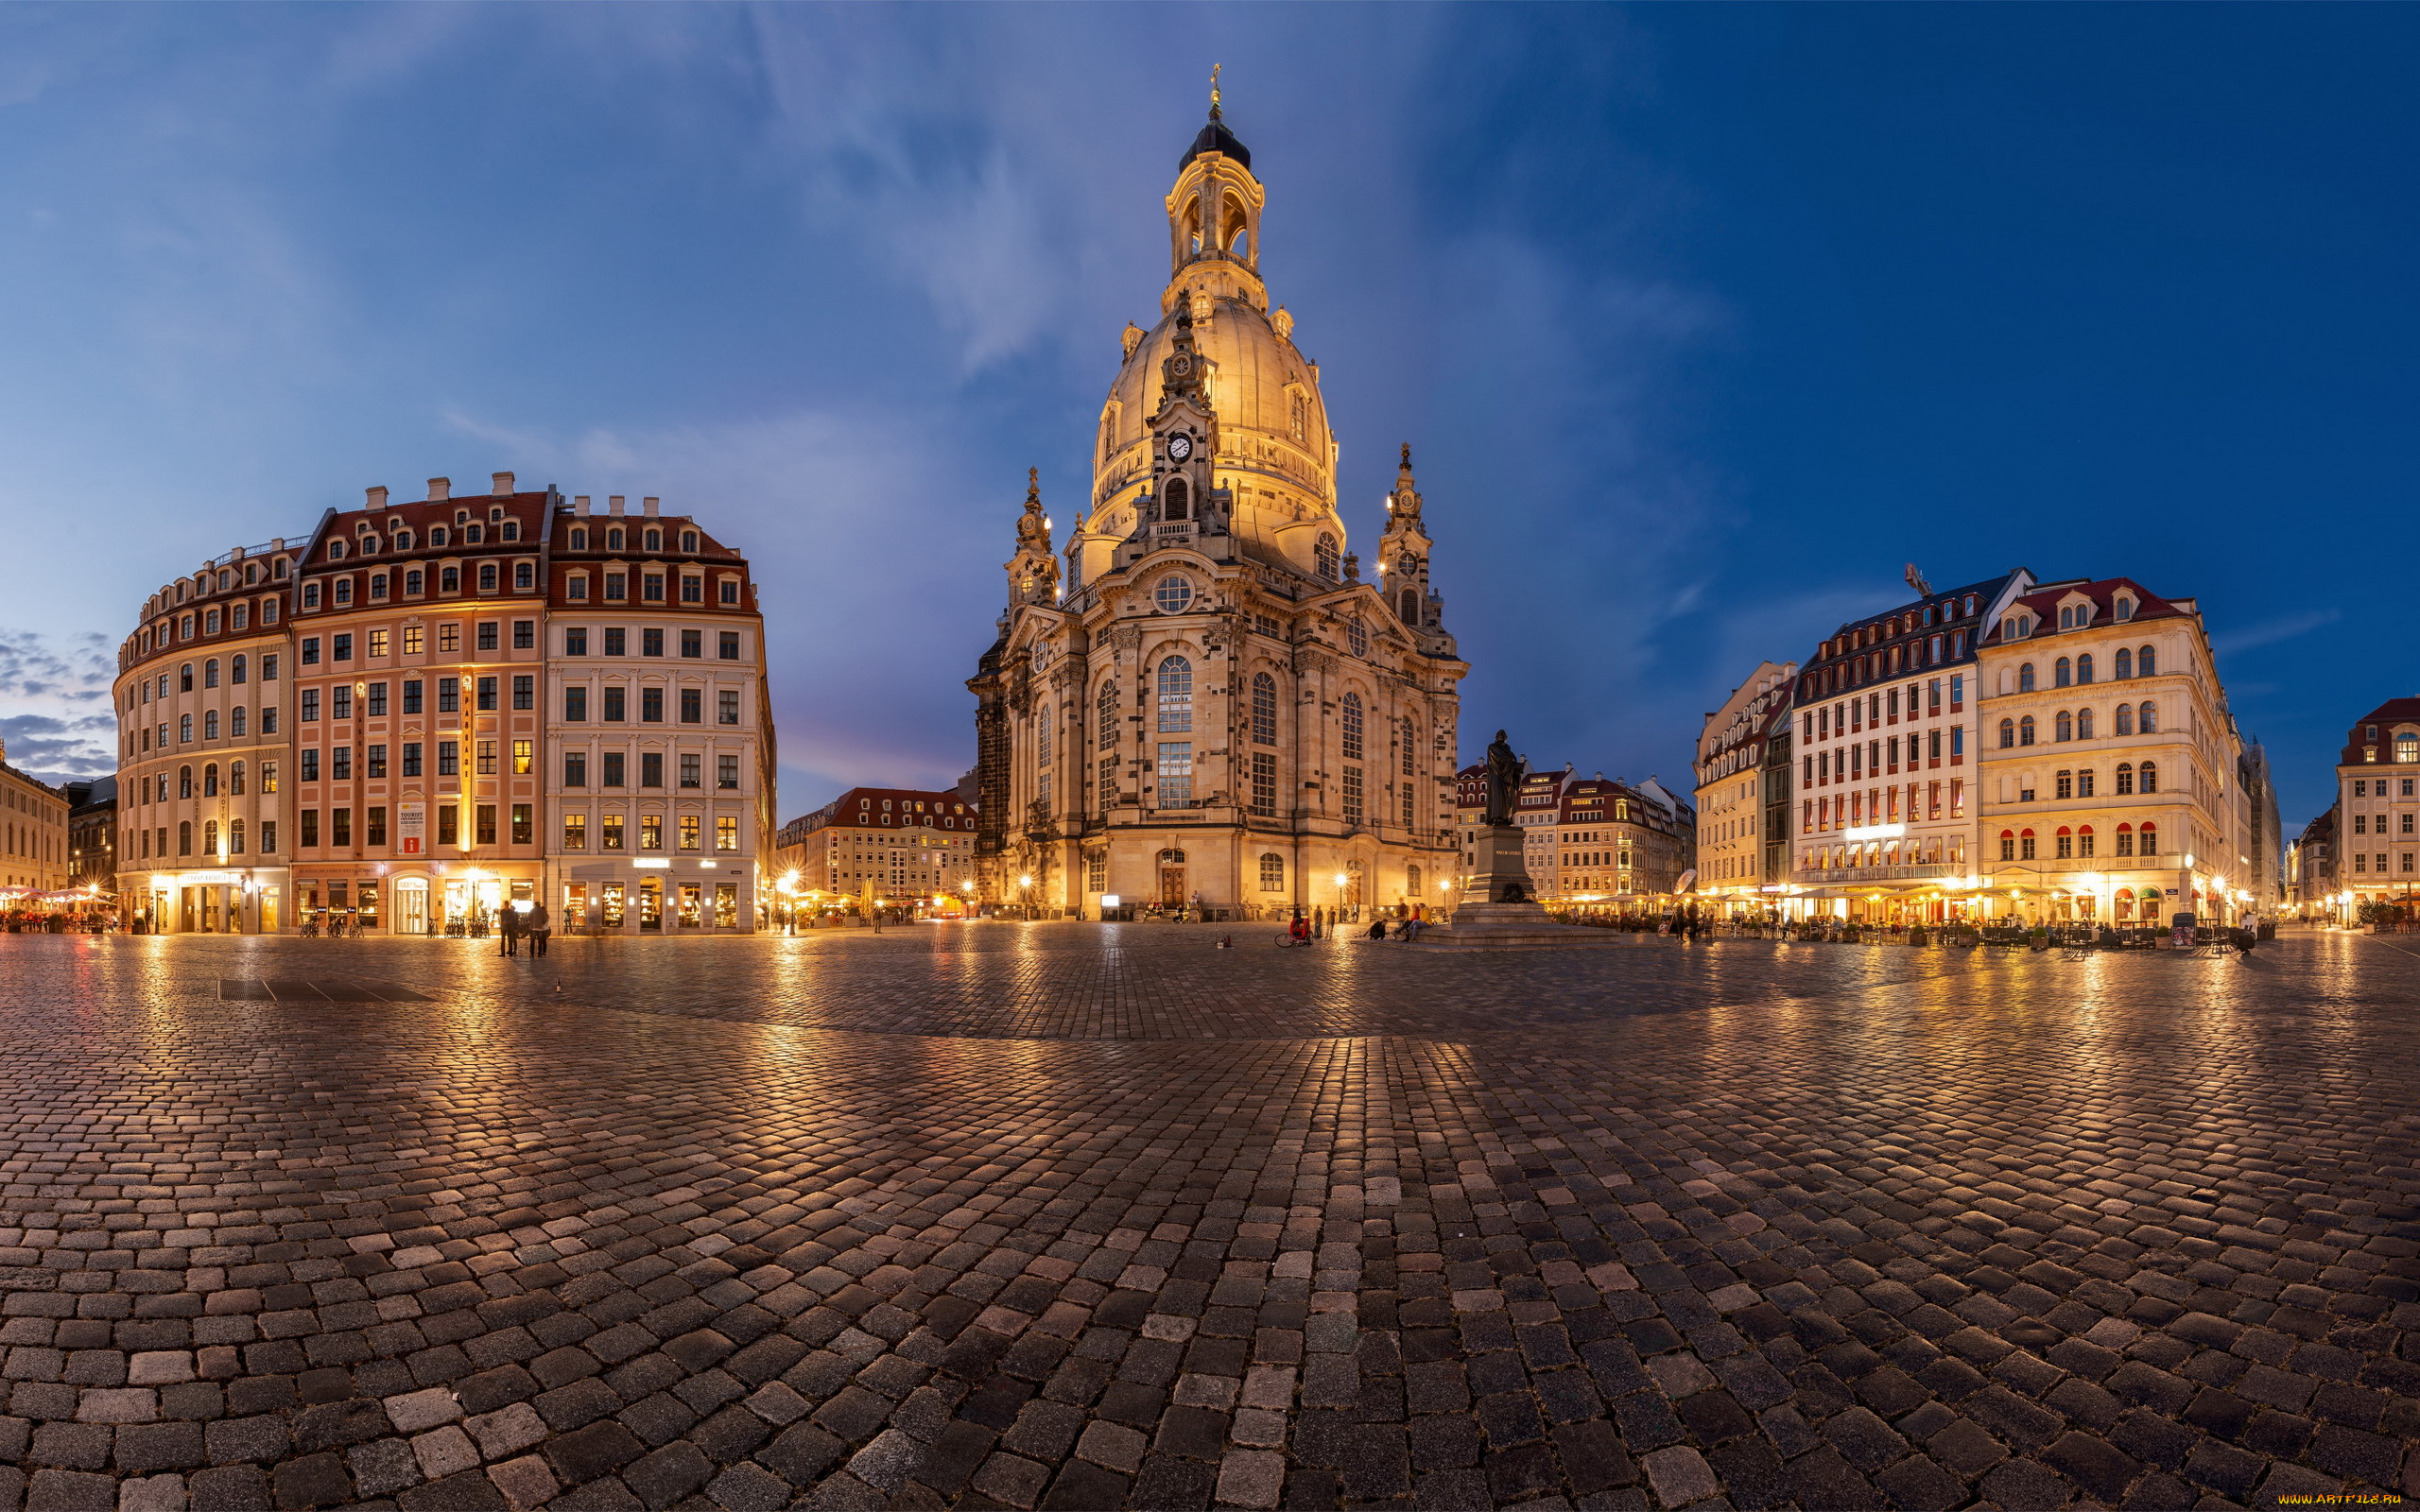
[1983,577,2187,644]
[2339,697,2420,765]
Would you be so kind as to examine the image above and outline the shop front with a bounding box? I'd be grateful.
[292,863,539,936]
[136,868,288,934]
[556,859,754,936]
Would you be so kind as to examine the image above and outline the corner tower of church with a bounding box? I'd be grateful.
[971,87,1468,923]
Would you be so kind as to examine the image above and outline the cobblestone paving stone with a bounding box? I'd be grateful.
[0,925,2415,1511]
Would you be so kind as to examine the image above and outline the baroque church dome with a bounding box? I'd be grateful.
[1075,103,1343,584]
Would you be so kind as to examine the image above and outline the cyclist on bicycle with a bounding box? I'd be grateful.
[1288,910,1310,945]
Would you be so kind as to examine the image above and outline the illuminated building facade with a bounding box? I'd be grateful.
[1694,661,1795,914]
[1791,571,2031,922]
[543,494,774,934]
[284,476,552,931]
[2332,696,2420,918]
[111,538,300,933]
[0,742,70,902]
[779,787,977,908]
[1976,577,2246,925]
[971,98,1466,920]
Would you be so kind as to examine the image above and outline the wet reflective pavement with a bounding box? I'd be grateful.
[0,925,2414,1511]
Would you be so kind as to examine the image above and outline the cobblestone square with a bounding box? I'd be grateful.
[0,926,2414,1510]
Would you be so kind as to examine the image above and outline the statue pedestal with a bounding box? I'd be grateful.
[1424,823,1623,951]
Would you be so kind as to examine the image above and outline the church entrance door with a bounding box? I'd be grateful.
[1160,868,1185,908]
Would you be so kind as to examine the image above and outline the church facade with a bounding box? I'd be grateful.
[969,99,1468,919]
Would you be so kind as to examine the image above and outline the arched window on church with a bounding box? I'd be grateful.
[1289,392,1307,444]
[1183,199,1202,256]
[1341,693,1364,761]
[1259,852,1285,891]
[1156,658,1192,733]
[1098,409,1115,465]
[1401,718,1416,777]
[1398,587,1418,624]
[1251,673,1277,745]
[1222,195,1252,258]
[1406,863,1423,899]
[1037,705,1053,773]
[1314,533,1339,580]
[1163,477,1189,522]
[1098,683,1118,749]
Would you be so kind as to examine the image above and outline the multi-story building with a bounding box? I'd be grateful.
[1695,662,1794,915]
[103,474,777,936]
[2238,741,2286,917]
[1976,576,2244,926]
[1791,571,2031,924]
[0,741,71,901]
[2291,806,2337,918]
[1456,765,1694,903]
[111,538,301,933]
[285,476,551,932]
[2333,697,2420,917]
[781,787,977,909]
[1760,702,1795,897]
[544,494,773,934]
[65,778,118,895]
[970,99,1467,922]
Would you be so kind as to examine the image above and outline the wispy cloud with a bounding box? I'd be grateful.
[0,627,116,783]
[2213,609,2340,656]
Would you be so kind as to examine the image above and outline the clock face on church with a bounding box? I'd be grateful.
[1166,434,1193,461]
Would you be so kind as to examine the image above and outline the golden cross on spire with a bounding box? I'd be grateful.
[1210,63,1222,118]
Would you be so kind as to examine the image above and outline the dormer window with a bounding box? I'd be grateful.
[327,541,347,560]
[430,526,448,548]
[501,521,519,542]
[607,527,625,551]
[465,524,484,544]
[2114,595,2135,622]
[644,528,663,552]
[570,527,588,550]
[394,530,413,550]
[680,530,698,553]
[489,506,505,523]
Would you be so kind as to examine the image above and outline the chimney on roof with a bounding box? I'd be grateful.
[573,495,590,516]
[366,486,388,510]
[427,477,450,502]
[642,496,660,517]
[492,472,515,497]
[608,495,625,516]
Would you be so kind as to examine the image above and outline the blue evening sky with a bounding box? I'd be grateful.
[1,5,2410,830]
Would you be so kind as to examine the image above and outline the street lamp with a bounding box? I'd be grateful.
[1334,871,1350,923]
[1018,873,1034,920]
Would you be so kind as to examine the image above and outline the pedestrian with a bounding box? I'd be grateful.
[528,902,550,958]
[1367,919,1387,940]
[500,903,520,957]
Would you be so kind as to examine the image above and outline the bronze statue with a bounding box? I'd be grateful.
[1481,730,1526,827]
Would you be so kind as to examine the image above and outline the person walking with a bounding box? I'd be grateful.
[500,903,520,957]
[527,902,550,958]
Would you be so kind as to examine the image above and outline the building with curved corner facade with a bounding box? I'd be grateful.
[970,102,1467,920]
[111,537,302,933]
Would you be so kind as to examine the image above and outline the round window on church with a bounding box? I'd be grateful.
[1029,642,1053,672]
[1154,576,1195,614]
[1347,617,1369,657]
